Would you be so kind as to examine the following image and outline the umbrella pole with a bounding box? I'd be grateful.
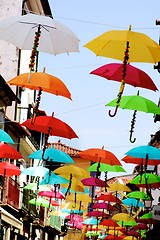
[104,171,108,192]
[108,41,130,117]
[31,87,42,124]
[65,173,72,197]
[129,110,137,143]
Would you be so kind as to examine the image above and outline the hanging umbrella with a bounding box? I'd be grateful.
[88,163,126,173]
[104,235,124,240]
[84,26,160,117]
[21,166,49,177]
[92,202,116,211]
[126,191,151,200]
[28,147,74,164]
[38,190,65,200]
[7,71,72,100]
[0,13,79,55]
[95,193,122,204]
[86,210,109,218]
[54,165,89,179]
[21,112,78,140]
[0,129,14,144]
[29,197,55,209]
[112,213,135,222]
[0,162,21,177]
[107,182,131,192]
[100,219,120,228]
[127,230,141,238]
[81,177,107,187]
[23,183,52,192]
[122,155,160,166]
[118,220,137,228]
[40,171,69,185]
[122,198,144,207]
[0,142,23,159]
[90,62,158,92]
[131,223,148,231]
[67,193,91,203]
[136,212,156,224]
[106,91,160,142]
[82,217,100,225]
[129,173,160,188]
[123,236,138,240]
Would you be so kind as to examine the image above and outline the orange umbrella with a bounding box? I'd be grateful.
[0,162,21,177]
[122,155,160,166]
[7,71,72,100]
[0,142,23,159]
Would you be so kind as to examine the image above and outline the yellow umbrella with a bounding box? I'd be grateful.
[112,213,135,222]
[67,193,91,203]
[61,177,85,192]
[123,237,138,240]
[54,165,89,179]
[84,26,160,63]
[107,182,131,192]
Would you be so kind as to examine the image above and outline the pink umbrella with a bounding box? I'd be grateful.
[38,190,65,199]
[92,202,116,211]
[86,210,109,218]
[81,177,107,187]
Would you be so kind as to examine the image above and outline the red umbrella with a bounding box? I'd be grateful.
[90,63,158,91]
[50,199,60,206]
[104,235,124,240]
[81,177,107,187]
[122,155,160,166]
[79,147,122,177]
[127,230,141,238]
[100,219,119,227]
[92,202,116,211]
[38,190,65,199]
[0,162,21,177]
[86,210,109,218]
[0,142,23,159]
[131,223,148,231]
[96,193,122,204]
[21,112,78,139]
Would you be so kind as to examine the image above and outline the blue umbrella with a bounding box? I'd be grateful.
[40,171,69,185]
[21,166,49,177]
[28,147,75,164]
[125,145,160,159]
[122,198,144,207]
[0,129,14,144]
[82,217,100,225]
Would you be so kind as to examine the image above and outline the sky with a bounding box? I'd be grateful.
[38,1,160,178]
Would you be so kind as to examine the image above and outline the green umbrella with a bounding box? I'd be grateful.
[126,191,151,200]
[130,173,160,188]
[29,197,55,209]
[140,212,153,219]
[87,162,126,173]
[118,220,137,227]
[105,91,160,143]
[23,183,52,191]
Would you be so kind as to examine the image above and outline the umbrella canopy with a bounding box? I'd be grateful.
[88,163,126,173]
[7,71,72,100]
[23,183,52,191]
[28,147,74,164]
[131,223,148,231]
[96,193,122,204]
[112,213,135,222]
[0,142,23,159]
[92,202,116,211]
[86,210,109,218]
[126,191,151,200]
[21,112,78,140]
[107,182,131,192]
[90,62,158,91]
[100,219,120,227]
[38,190,65,199]
[122,155,160,166]
[122,198,144,207]
[29,197,55,209]
[54,165,89,179]
[40,171,69,185]
[0,13,79,55]
[79,147,122,166]
[0,162,21,177]
[82,217,100,225]
[0,129,14,144]
[84,27,160,63]
[21,166,49,177]
[81,177,107,187]
[125,145,160,160]
[67,193,91,203]
[129,173,160,188]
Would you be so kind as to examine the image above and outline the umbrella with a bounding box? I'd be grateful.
[23,183,52,192]
[123,236,138,240]
[38,190,65,199]
[129,173,160,188]
[126,191,151,200]
[28,147,74,164]
[106,91,160,142]
[82,217,100,225]
[90,62,158,92]
[96,193,122,204]
[100,219,119,228]
[81,177,107,187]
[88,163,126,173]
[107,182,131,192]
[0,162,21,177]
[112,213,135,222]
[122,155,160,166]
[84,26,160,117]
[0,142,23,159]
[86,210,109,218]
[0,13,79,55]
[92,202,116,211]
[7,71,72,100]
[21,166,49,177]
[29,197,55,209]
[54,165,89,179]
[104,235,124,240]
[21,112,78,140]
[131,223,148,231]
[118,220,137,227]
[0,129,14,144]
[122,198,144,208]
[40,171,69,185]
[67,193,91,203]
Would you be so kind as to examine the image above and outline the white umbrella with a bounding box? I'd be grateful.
[0,13,80,55]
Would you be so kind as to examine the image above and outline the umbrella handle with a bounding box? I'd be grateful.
[108,105,119,117]
[129,110,137,143]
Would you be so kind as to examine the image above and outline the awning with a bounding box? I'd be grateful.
[0,207,22,229]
